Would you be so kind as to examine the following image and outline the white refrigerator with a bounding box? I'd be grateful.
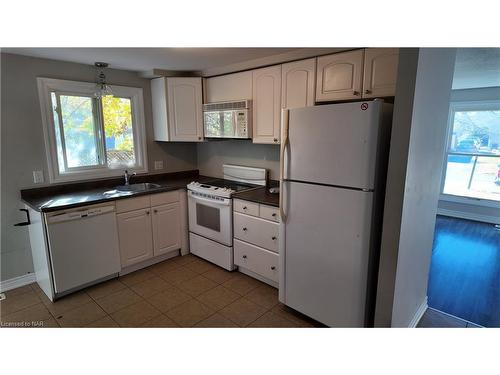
[278,100,393,327]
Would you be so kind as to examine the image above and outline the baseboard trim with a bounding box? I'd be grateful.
[237,267,278,289]
[408,297,428,328]
[427,307,485,328]
[0,273,36,293]
[437,208,500,225]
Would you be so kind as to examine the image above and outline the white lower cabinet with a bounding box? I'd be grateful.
[116,190,183,268]
[152,202,181,256]
[234,239,279,283]
[234,212,279,253]
[233,200,280,287]
[117,208,154,268]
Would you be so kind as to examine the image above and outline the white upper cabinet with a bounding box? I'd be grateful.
[316,49,364,102]
[205,71,252,103]
[252,65,282,144]
[362,48,399,98]
[281,58,316,109]
[151,77,203,142]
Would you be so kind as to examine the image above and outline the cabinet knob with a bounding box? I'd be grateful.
[364,89,372,94]
[273,138,278,143]
[271,266,276,270]
[272,213,277,217]
[146,210,150,215]
[272,236,277,240]
[353,90,360,96]
[243,255,247,259]
[153,209,158,214]
[243,206,247,210]
[242,227,247,231]
[198,136,202,140]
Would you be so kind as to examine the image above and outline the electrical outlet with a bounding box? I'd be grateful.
[154,160,164,170]
[33,170,44,184]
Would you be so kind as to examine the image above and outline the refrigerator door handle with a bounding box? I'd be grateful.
[279,109,289,222]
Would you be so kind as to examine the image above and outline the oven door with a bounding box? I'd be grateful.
[188,190,233,246]
[203,110,237,138]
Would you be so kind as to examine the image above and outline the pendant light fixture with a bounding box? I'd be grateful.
[93,62,113,98]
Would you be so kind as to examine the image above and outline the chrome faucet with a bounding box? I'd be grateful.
[124,170,136,185]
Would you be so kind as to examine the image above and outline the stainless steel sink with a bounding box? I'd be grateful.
[115,183,162,192]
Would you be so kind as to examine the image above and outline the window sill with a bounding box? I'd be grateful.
[50,166,148,184]
[439,194,500,209]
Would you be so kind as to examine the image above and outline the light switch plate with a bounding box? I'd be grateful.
[33,170,44,183]
[154,160,164,170]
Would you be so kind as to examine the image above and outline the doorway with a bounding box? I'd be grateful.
[426,48,500,327]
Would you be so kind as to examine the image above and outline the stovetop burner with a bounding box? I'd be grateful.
[201,179,258,192]
[187,179,260,198]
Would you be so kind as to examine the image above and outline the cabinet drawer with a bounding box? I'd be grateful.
[115,196,151,213]
[234,239,278,283]
[150,190,179,206]
[233,199,259,217]
[234,212,279,253]
[259,204,279,223]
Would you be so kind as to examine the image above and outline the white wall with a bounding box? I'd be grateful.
[375,48,457,327]
[197,140,280,180]
[437,86,500,224]
[0,53,198,282]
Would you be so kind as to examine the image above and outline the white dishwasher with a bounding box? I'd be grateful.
[45,203,121,295]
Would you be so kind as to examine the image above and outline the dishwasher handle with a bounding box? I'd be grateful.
[47,205,115,224]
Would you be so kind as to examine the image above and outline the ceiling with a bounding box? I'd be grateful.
[0,47,340,76]
[453,48,500,89]
[3,47,498,87]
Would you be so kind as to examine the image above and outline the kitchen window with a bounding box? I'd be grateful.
[38,78,148,182]
[441,101,500,203]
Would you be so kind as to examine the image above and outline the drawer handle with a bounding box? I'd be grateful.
[272,213,277,217]
[243,206,248,210]
[243,255,247,259]
[272,236,277,240]
[243,227,248,231]
[271,266,276,270]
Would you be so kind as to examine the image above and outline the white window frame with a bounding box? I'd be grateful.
[439,99,500,208]
[37,77,148,183]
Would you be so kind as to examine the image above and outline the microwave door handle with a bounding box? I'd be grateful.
[232,111,238,137]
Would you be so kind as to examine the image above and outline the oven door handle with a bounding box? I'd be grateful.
[188,192,231,206]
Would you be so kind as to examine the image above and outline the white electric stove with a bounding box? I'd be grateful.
[187,164,267,270]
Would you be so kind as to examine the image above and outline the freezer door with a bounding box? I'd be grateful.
[281,181,374,327]
[286,101,382,190]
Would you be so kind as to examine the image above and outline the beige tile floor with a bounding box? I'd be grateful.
[0,254,322,328]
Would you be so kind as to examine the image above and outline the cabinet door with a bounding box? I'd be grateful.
[281,58,316,109]
[117,208,153,268]
[316,50,364,102]
[167,77,204,142]
[152,202,181,256]
[205,71,253,102]
[362,48,399,98]
[252,65,282,144]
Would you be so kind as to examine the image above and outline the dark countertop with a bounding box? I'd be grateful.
[232,180,280,207]
[21,170,216,213]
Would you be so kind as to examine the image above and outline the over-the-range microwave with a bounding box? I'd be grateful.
[203,100,252,139]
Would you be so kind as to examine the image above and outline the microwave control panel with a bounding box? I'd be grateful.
[236,111,249,137]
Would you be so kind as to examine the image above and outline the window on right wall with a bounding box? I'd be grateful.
[441,100,500,202]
